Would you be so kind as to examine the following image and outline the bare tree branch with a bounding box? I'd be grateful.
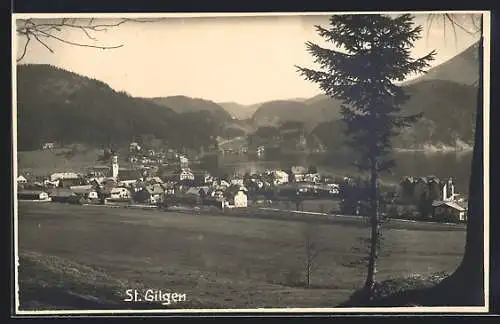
[31,32,54,53]
[17,33,31,62]
[15,17,167,62]
[36,28,124,50]
[425,14,435,47]
[426,13,481,40]
[445,14,459,47]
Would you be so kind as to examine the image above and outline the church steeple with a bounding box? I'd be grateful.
[111,154,119,180]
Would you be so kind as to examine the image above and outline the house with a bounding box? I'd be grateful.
[70,185,99,201]
[48,188,79,203]
[146,184,164,203]
[230,178,244,186]
[432,200,468,222]
[291,166,307,180]
[58,178,85,188]
[119,179,139,187]
[18,190,51,201]
[148,176,164,185]
[17,175,28,184]
[213,179,231,190]
[208,188,225,201]
[193,171,213,185]
[179,168,195,181]
[134,184,165,204]
[129,142,141,152]
[42,142,55,150]
[304,173,321,184]
[117,168,143,184]
[326,183,340,195]
[224,185,248,208]
[271,170,289,185]
[88,166,110,178]
[162,183,176,197]
[50,172,80,182]
[108,187,132,202]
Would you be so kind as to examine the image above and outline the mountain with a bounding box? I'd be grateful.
[217,101,261,120]
[219,97,310,120]
[250,97,343,132]
[395,79,477,148]
[403,42,479,86]
[148,95,232,122]
[309,79,478,151]
[16,64,220,151]
[253,43,479,149]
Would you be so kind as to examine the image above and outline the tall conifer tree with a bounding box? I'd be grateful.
[297,14,435,296]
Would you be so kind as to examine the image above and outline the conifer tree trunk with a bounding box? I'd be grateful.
[364,158,380,293]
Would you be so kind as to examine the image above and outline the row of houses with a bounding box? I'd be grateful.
[17,178,249,208]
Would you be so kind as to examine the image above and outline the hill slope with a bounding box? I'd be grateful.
[253,42,479,149]
[310,79,477,150]
[149,95,232,122]
[251,99,343,132]
[395,79,477,148]
[16,64,219,151]
[403,42,479,86]
[217,101,261,120]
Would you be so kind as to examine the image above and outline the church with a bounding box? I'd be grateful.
[87,154,143,186]
[431,177,468,222]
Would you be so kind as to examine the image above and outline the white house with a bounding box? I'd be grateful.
[42,142,55,150]
[230,178,244,186]
[179,168,195,181]
[109,187,132,200]
[213,179,230,190]
[70,185,99,200]
[225,186,248,208]
[432,200,467,222]
[17,175,27,184]
[291,166,307,175]
[327,183,340,195]
[233,190,248,208]
[129,142,141,152]
[50,172,80,182]
[271,170,289,185]
[304,173,321,184]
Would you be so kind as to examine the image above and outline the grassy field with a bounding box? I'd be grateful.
[17,147,105,176]
[17,202,466,310]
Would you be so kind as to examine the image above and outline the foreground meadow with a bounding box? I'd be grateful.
[17,202,465,310]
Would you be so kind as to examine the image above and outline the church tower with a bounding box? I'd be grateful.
[442,177,455,201]
[111,155,119,180]
[447,177,455,201]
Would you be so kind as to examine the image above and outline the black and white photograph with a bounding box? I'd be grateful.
[12,11,489,314]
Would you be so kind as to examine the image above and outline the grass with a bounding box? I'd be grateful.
[17,146,106,177]
[259,199,341,214]
[17,202,466,310]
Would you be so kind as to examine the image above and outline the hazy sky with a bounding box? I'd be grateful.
[15,13,481,105]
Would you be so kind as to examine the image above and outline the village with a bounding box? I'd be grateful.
[17,141,469,224]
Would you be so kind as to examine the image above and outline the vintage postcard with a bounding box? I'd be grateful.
[12,11,490,315]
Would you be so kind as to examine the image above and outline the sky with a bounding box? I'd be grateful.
[15,13,481,105]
